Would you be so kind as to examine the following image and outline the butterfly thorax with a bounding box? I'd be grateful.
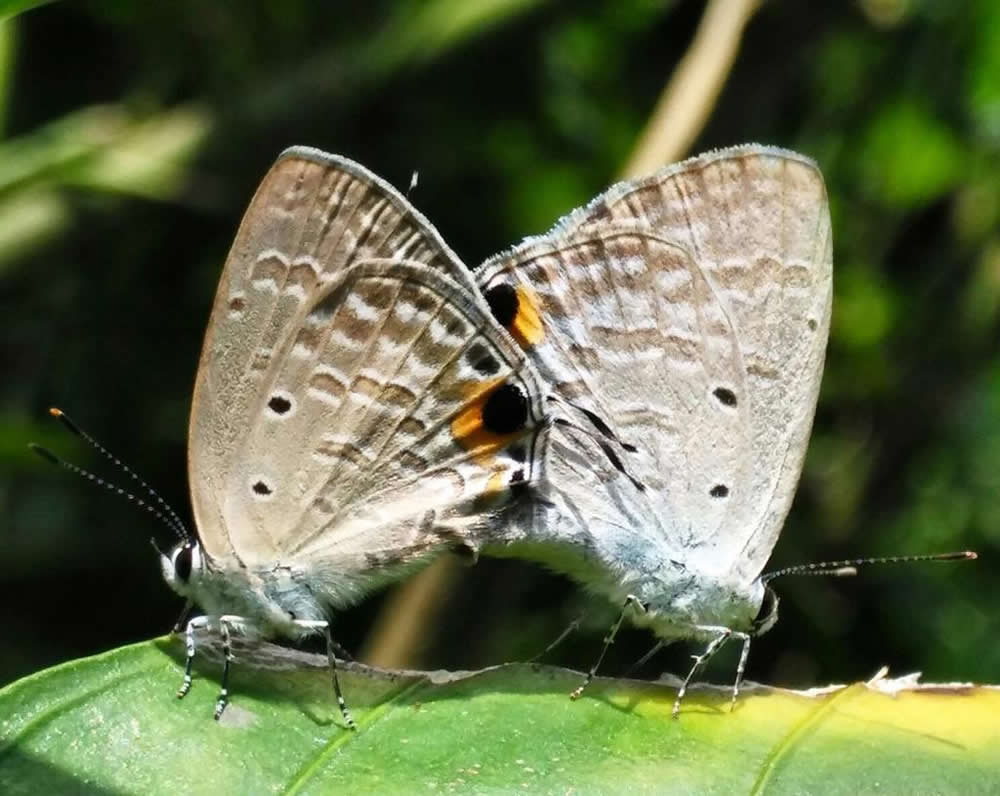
[160,541,326,639]
[629,571,766,640]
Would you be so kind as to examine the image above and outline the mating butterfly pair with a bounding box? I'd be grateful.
[40,145,835,728]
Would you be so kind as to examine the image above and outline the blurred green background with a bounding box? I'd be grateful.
[2,0,997,692]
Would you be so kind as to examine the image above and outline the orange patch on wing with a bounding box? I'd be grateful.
[451,379,527,463]
[510,285,544,347]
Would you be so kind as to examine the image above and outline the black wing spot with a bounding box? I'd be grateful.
[468,342,501,375]
[511,468,525,483]
[482,383,528,434]
[268,394,293,415]
[710,484,729,498]
[713,387,738,407]
[808,318,818,331]
[252,480,273,496]
[485,283,518,328]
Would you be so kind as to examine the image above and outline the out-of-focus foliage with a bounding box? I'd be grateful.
[1,0,997,701]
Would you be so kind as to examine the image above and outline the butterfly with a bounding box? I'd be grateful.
[36,145,836,726]
[473,146,834,712]
[156,149,557,726]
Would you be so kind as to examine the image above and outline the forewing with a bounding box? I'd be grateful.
[189,148,504,562]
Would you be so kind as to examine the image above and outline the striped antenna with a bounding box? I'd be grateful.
[30,407,190,542]
[763,551,976,583]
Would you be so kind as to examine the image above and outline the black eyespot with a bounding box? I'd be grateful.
[485,283,518,328]
[710,484,729,498]
[253,480,273,496]
[174,545,193,582]
[481,383,528,434]
[511,468,525,483]
[713,387,737,407]
[268,394,292,415]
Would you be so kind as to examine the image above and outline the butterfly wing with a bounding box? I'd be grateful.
[190,152,545,595]
[477,146,831,583]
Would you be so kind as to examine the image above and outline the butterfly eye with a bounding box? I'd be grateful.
[173,545,194,583]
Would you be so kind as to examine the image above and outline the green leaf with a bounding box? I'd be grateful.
[1,639,997,794]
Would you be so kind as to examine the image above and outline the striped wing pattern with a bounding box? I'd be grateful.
[478,146,832,583]
[189,152,546,599]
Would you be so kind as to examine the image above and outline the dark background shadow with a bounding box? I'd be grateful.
[2,0,996,693]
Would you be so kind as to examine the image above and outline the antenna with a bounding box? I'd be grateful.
[763,551,976,583]
[30,407,190,542]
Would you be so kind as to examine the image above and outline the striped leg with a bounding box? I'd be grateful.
[624,640,665,678]
[730,632,753,711]
[171,600,194,634]
[213,615,242,720]
[570,595,645,700]
[672,626,750,718]
[295,619,357,731]
[529,611,585,663]
[177,614,210,699]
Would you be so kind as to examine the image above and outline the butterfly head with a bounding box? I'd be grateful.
[159,540,204,600]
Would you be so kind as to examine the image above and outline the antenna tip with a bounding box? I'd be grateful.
[962,551,978,561]
[48,407,81,435]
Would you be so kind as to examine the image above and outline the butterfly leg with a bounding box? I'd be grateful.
[177,614,210,699]
[570,595,646,700]
[171,600,194,634]
[672,626,750,718]
[730,632,753,712]
[295,619,357,731]
[529,611,586,663]
[213,614,242,720]
[624,640,666,678]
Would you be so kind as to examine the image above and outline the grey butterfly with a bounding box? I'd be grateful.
[475,146,834,712]
[164,149,553,726]
[36,145,833,726]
